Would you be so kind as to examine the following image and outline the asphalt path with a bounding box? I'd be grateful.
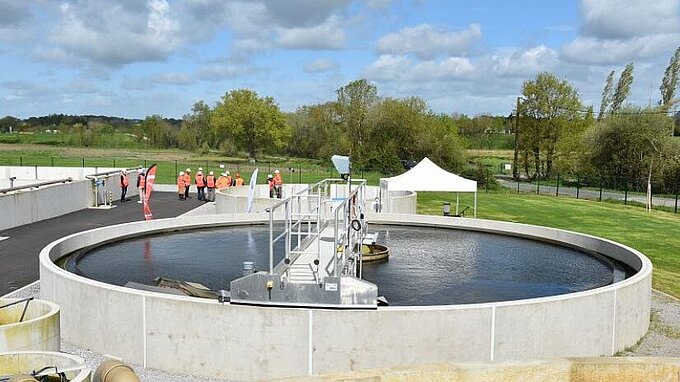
[497,178,679,209]
[0,192,203,296]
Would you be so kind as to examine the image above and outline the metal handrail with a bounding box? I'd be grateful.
[84,166,142,178]
[0,178,72,194]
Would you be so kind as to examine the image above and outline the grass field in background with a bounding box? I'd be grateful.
[417,189,680,298]
[0,144,385,185]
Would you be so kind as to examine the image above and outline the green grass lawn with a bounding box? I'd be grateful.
[417,189,680,298]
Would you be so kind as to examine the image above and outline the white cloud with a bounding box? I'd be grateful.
[0,1,31,26]
[492,45,559,76]
[377,24,482,60]
[303,58,339,73]
[562,0,680,65]
[364,54,475,82]
[49,0,182,66]
[150,72,193,85]
[276,16,346,50]
[562,34,680,65]
[580,0,680,39]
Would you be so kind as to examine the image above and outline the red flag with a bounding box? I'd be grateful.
[143,164,157,221]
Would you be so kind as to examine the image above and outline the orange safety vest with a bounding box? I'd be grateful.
[216,176,228,189]
[196,173,205,187]
[177,176,185,192]
[121,174,129,187]
[138,174,145,188]
[235,177,244,186]
[206,175,215,188]
[183,173,191,186]
[274,174,283,186]
[267,178,274,190]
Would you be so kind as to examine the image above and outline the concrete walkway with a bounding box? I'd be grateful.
[0,190,204,296]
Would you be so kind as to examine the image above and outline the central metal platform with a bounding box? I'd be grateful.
[229,178,378,309]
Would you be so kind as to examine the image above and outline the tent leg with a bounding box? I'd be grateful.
[456,194,459,216]
[474,192,477,218]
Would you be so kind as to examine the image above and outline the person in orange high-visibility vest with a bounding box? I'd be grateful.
[120,171,129,202]
[177,171,186,200]
[234,173,244,186]
[195,168,205,201]
[216,172,229,190]
[183,168,192,199]
[273,169,283,199]
[225,171,232,188]
[137,171,145,204]
[206,171,216,202]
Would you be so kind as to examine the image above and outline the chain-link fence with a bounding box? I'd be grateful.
[498,174,680,213]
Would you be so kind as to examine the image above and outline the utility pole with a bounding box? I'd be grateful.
[513,97,522,179]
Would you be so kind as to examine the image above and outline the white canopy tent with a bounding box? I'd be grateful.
[379,157,477,217]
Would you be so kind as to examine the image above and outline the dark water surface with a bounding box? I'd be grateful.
[64,224,629,305]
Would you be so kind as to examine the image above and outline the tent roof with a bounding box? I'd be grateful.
[380,157,477,192]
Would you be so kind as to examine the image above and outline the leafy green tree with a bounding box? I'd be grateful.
[598,70,615,121]
[211,89,288,159]
[520,72,582,178]
[179,101,213,151]
[336,79,378,163]
[287,102,344,160]
[610,62,634,113]
[660,46,680,110]
[584,106,674,192]
[140,115,176,148]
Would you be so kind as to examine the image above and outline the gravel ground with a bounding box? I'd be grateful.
[4,283,679,380]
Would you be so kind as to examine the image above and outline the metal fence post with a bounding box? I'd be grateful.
[19,156,23,166]
[299,164,302,183]
[576,176,580,199]
[536,177,540,195]
[599,176,603,202]
[82,157,85,167]
[624,177,628,205]
[555,173,560,197]
[51,157,54,167]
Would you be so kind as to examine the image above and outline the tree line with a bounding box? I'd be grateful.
[514,46,680,195]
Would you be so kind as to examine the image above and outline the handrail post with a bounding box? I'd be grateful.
[269,208,274,273]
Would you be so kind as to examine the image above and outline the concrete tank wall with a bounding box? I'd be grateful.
[215,184,417,215]
[0,351,90,381]
[0,167,140,231]
[39,213,652,381]
[0,299,60,352]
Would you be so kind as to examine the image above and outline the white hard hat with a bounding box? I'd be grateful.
[226,171,230,175]
[274,169,280,174]
[267,174,273,178]
[186,168,191,172]
[179,171,184,176]
[221,172,228,176]
[209,171,214,175]
[198,167,203,171]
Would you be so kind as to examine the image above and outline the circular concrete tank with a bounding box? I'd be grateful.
[0,299,60,352]
[0,351,90,382]
[39,213,652,381]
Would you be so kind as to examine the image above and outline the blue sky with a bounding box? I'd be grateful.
[0,0,678,119]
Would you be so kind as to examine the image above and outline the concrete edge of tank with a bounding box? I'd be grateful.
[0,351,90,381]
[0,298,60,352]
[38,212,652,381]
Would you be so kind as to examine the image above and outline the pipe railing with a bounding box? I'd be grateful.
[0,178,72,194]
[331,180,367,278]
[84,166,142,178]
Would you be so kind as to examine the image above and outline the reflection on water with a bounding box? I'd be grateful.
[65,225,628,306]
